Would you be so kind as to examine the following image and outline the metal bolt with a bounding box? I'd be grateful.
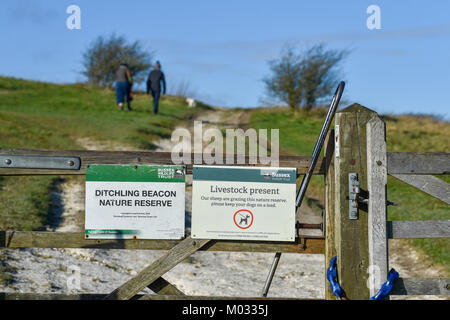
[376,160,382,166]
[68,160,75,167]
[192,241,197,246]
[4,159,12,165]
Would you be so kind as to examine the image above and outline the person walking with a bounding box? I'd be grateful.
[146,61,166,114]
[116,63,133,111]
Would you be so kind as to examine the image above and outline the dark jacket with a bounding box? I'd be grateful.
[116,65,132,83]
[147,69,166,94]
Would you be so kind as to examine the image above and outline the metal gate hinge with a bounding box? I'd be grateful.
[0,155,81,170]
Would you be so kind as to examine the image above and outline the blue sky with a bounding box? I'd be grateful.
[1,0,449,118]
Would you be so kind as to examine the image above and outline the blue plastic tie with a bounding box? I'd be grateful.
[369,268,399,300]
[326,256,344,299]
[326,256,399,300]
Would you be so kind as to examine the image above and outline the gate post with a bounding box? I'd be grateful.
[329,103,383,299]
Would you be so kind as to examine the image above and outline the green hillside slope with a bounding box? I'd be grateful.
[0,76,207,232]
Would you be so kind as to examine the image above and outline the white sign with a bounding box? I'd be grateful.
[191,166,297,242]
[85,164,185,239]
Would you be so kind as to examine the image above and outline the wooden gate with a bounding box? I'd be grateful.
[0,105,449,300]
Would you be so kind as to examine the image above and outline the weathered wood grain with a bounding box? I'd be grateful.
[105,236,210,300]
[147,277,185,296]
[333,104,376,300]
[366,116,388,297]
[391,278,450,295]
[387,220,450,239]
[0,231,325,254]
[390,174,450,204]
[387,152,450,175]
[0,149,325,175]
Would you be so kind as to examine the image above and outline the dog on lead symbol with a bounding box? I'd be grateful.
[239,213,250,226]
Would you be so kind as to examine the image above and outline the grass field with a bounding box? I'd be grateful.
[0,76,208,232]
[250,105,450,272]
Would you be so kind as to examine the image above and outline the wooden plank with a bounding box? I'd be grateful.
[391,278,450,295]
[387,220,450,239]
[0,149,325,175]
[0,292,316,300]
[104,237,210,300]
[387,152,450,175]
[0,231,325,254]
[390,174,450,204]
[10,278,447,299]
[147,277,184,296]
[324,130,336,300]
[333,104,376,300]
[366,116,388,297]
[2,149,448,176]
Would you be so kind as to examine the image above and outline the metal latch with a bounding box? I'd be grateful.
[0,155,81,170]
[349,173,360,220]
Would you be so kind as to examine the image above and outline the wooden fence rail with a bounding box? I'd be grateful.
[0,231,324,254]
[1,149,449,176]
[1,277,448,300]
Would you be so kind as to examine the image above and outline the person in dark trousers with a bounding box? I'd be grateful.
[146,61,166,114]
[116,63,133,111]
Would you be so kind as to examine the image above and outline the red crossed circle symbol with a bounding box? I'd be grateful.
[233,209,254,229]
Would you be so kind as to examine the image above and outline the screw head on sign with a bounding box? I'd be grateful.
[4,159,12,165]
[376,160,382,166]
[68,160,75,166]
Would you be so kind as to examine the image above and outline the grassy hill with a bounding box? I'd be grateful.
[0,76,208,232]
[0,75,448,279]
[250,106,450,272]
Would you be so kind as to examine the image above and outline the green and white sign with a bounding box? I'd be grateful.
[85,164,185,239]
[191,166,297,242]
